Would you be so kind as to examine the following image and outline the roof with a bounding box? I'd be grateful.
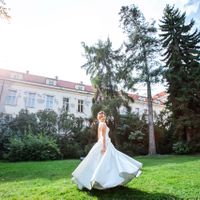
[152,91,168,99]
[0,68,166,105]
[0,68,94,93]
[129,91,167,105]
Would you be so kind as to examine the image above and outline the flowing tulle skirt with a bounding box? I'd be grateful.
[71,138,142,190]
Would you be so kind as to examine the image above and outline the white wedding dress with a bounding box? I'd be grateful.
[71,122,142,190]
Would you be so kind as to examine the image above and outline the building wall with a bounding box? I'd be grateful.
[0,79,93,118]
[120,99,165,120]
[0,72,166,119]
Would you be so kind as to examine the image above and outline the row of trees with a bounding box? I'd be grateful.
[0,108,173,161]
[160,6,200,150]
[81,4,200,155]
[0,109,91,161]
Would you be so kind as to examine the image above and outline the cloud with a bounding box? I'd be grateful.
[184,0,200,28]
[185,0,200,6]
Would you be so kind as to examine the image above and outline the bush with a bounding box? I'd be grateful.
[84,143,95,155]
[0,113,14,159]
[118,142,134,156]
[60,142,84,159]
[5,134,62,161]
[172,141,190,154]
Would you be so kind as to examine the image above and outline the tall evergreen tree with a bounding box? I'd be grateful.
[160,5,200,147]
[119,5,161,155]
[81,38,132,146]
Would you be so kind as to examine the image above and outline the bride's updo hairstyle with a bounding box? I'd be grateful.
[97,111,106,121]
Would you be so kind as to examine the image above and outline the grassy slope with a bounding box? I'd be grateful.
[0,155,200,200]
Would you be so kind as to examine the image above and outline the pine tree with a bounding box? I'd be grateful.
[160,5,200,146]
[119,5,161,155]
[81,38,132,146]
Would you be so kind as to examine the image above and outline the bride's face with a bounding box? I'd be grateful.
[98,114,106,122]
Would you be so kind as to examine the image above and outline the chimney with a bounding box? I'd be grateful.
[55,76,58,80]
[26,70,29,74]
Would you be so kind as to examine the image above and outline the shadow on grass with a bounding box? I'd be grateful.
[82,185,179,200]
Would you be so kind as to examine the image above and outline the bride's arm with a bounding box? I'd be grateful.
[100,123,106,154]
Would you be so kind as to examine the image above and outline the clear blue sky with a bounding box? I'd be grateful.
[0,0,199,95]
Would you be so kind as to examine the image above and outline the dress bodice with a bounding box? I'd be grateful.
[98,122,110,142]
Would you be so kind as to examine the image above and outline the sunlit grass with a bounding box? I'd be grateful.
[0,155,200,199]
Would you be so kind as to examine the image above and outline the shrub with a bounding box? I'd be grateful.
[172,141,190,154]
[60,142,84,159]
[5,134,62,161]
[0,113,14,159]
[36,110,58,136]
[84,143,95,155]
[9,109,38,136]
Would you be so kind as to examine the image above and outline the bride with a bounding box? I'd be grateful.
[71,111,142,190]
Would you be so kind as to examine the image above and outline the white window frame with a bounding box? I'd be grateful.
[10,73,23,80]
[75,84,85,91]
[26,93,35,108]
[46,79,56,86]
[46,95,54,109]
[78,99,84,113]
[63,97,69,112]
[6,90,17,106]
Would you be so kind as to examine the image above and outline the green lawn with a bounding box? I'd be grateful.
[0,155,200,200]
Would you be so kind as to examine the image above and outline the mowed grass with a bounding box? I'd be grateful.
[0,155,200,200]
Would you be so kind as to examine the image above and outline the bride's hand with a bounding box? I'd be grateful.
[101,147,106,154]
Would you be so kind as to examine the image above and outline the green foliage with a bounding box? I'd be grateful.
[0,114,14,159]
[128,130,145,141]
[84,142,96,155]
[172,141,190,155]
[0,109,94,160]
[9,109,38,136]
[81,38,133,146]
[37,109,58,136]
[116,112,148,155]
[119,4,162,88]
[160,4,200,147]
[154,109,174,154]
[58,112,76,134]
[57,111,92,158]
[5,134,62,161]
[119,4,161,155]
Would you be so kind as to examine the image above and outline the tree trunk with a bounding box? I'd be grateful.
[142,43,157,155]
[147,80,157,155]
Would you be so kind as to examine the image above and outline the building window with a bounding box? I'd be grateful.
[135,108,140,114]
[6,90,17,105]
[78,99,84,113]
[63,98,69,111]
[46,95,54,109]
[144,109,148,115]
[46,79,57,86]
[26,93,35,108]
[10,73,23,80]
[75,84,85,91]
